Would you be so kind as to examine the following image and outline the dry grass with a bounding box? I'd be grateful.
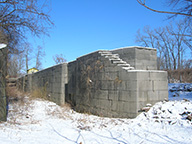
[7,96,73,125]
[30,86,48,100]
[7,96,37,125]
[46,102,73,119]
[6,85,28,104]
[168,69,192,83]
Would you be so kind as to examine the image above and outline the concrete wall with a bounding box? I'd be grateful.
[134,70,168,111]
[18,63,68,105]
[0,47,7,121]
[67,49,168,118]
[18,46,168,118]
[111,46,157,70]
[67,60,77,106]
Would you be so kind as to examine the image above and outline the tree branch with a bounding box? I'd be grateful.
[137,0,192,17]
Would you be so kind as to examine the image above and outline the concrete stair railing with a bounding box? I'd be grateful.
[99,51,134,71]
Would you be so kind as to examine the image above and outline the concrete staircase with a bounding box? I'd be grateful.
[99,50,134,71]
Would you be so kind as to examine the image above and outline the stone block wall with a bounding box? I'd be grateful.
[134,70,168,112]
[67,49,168,118]
[111,46,157,70]
[18,63,68,105]
[0,47,7,121]
[67,60,77,106]
[18,46,168,118]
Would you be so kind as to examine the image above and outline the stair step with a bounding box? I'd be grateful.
[113,54,119,57]
[100,51,135,70]
[111,60,127,64]
[122,67,134,70]
[99,51,112,54]
[105,55,119,59]
[117,63,130,67]
[101,53,113,57]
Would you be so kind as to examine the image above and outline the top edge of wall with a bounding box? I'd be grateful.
[110,46,156,51]
[27,63,68,75]
[76,50,108,60]
[127,70,167,73]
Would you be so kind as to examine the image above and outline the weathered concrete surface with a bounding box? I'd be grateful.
[67,48,168,118]
[18,46,168,118]
[111,46,157,70]
[18,63,68,105]
[0,47,7,121]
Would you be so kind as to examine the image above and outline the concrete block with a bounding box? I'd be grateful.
[104,72,118,81]
[154,80,168,91]
[110,111,120,118]
[147,91,159,101]
[158,90,168,100]
[119,90,137,102]
[116,81,126,90]
[138,80,153,91]
[90,98,100,108]
[136,71,150,80]
[111,101,119,111]
[149,71,168,81]
[119,71,137,81]
[97,72,105,81]
[123,102,137,113]
[95,90,108,100]
[108,90,119,101]
[125,81,137,91]
[138,91,148,101]
[104,66,118,72]
[98,99,112,110]
[101,80,115,90]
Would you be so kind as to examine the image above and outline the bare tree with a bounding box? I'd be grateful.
[137,0,192,54]
[182,59,192,69]
[23,43,33,72]
[0,0,54,52]
[8,53,25,77]
[167,19,192,51]
[136,20,191,71]
[7,42,46,76]
[53,54,67,64]
[35,45,45,70]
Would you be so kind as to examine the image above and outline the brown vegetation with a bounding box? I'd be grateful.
[168,69,192,83]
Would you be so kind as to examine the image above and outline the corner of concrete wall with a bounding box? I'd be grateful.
[135,47,157,70]
[60,63,68,105]
[66,60,77,106]
[111,46,157,70]
[134,70,168,114]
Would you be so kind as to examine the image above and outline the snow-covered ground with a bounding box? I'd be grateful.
[0,83,192,144]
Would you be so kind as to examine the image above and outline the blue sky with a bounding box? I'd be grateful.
[30,0,172,69]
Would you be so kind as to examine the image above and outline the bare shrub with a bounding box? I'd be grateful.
[168,69,192,83]
[30,86,48,100]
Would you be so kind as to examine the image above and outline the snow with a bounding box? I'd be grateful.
[0,83,192,144]
[0,43,7,49]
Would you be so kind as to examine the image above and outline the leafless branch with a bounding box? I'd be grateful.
[137,0,192,17]
[0,0,54,53]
